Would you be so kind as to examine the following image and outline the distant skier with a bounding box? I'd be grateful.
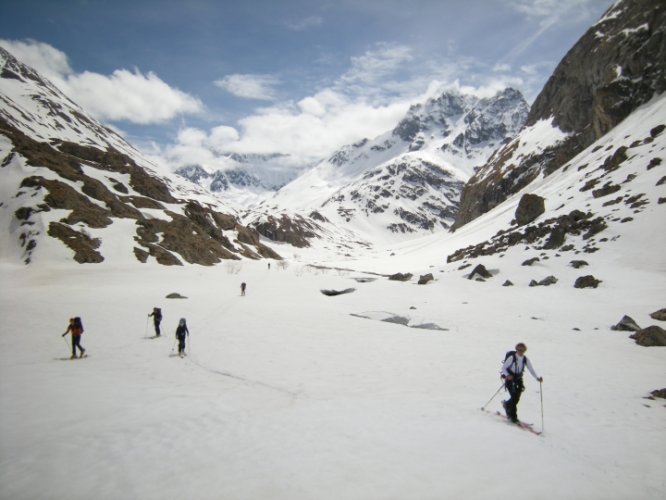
[62,317,86,359]
[148,307,162,336]
[175,318,189,357]
[500,342,543,423]
[241,282,247,296]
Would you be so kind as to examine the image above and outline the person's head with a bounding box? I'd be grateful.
[515,343,527,356]
[179,318,186,326]
[69,318,75,323]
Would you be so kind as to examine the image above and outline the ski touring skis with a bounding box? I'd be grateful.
[481,409,542,436]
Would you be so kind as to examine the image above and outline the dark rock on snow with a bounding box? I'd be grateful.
[515,194,545,226]
[574,275,602,289]
[321,288,356,296]
[611,315,642,332]
[649,308,666,321]
[418,273,434,285]
[388,273,413,282]
[468,264,492,280]
[630,325,666,346]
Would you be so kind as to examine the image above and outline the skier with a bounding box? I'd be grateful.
[175,318,189,357]
[240,282,247,296]
[148,307,162,336]
[62,317,86,359]
[501,342,543,423]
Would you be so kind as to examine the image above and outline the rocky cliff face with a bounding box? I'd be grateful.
[0,47,281,265]
[454,0,666,229]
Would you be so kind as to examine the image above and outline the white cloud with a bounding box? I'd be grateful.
[66,69,203,124]
[339,43,414,89]
[504,0,607,20]
[285,16,323,31]
[0,39,72,81]
[0,39,202,124]
[214,74,280,101]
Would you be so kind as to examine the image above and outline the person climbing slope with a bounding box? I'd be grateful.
[500,342,543,423]
[148,307,162,337]
[175,318,189,358]
[62,317,86,359]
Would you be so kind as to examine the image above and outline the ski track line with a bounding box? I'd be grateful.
[185,352,303,399]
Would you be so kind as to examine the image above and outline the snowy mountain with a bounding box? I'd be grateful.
[0,47,281,265]
[454,0,666,229]
[244,87,528,247]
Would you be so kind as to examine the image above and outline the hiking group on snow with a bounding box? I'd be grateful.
[60,292,545,431]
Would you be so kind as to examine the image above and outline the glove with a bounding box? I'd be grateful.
[62,333,66,337]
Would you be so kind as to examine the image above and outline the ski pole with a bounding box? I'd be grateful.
[481,383,505,411]
[144,315,149,338]
[540,380,545,434]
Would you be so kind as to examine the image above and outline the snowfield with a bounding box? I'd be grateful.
[1,233,664,500]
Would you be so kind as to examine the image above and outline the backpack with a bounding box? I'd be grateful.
[502,350,526,376]
[73,317,84,334]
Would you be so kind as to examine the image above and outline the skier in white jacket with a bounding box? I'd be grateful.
[501,342,543,423]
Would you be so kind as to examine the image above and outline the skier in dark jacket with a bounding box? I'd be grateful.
[148,307,162,336]
[175,318,189,357]
[500,342,543,423]
[62,317,86,359]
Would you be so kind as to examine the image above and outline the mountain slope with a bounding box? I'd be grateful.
[454,0,666,229]
[0,47,280,266]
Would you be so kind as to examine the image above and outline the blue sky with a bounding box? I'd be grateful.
[1,0,613,170]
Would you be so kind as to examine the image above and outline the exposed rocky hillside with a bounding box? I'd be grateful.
[454,0,666,229]
[0,47,281,265]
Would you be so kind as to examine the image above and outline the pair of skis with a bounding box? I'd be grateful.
[482,408,542,436]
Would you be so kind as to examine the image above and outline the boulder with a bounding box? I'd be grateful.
[611,315,642,332]
[570,260,589,269]
[166,292,187,299]
[468,264,492,280]
[388,273,413,282]
[630,325,666,346]
[522,257,540,266]
[650,308,666,321]
[530,276,558,287]
[418,273,434,285]
[650,388,666,399]
[321,288,356,296]
[515,194,545,226]
[574,275,601,288]
[502,280,514,287]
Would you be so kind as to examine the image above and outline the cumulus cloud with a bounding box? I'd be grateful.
[0,39,202,124]
[214,74,280,101]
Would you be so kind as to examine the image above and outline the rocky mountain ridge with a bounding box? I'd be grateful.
[454,0,666,229]
[0,47,281,265]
